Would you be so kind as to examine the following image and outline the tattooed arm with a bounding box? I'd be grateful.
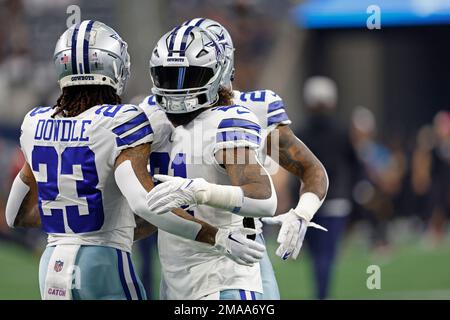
[267,125,328,200]
[147,147,277,217]
[262,125,329,260]
[218,147,272,199]
[208,147,277,217]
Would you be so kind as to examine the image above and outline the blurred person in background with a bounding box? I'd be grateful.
[410,125,435,228]
[424,111,450,245]
[294,76,358,300]
[350,106,406,254]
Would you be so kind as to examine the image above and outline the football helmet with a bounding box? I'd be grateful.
[150,25,225,113]
[182,18,235,89]
[54,20,130,95]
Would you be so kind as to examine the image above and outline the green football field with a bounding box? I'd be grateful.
[1,231,450,300]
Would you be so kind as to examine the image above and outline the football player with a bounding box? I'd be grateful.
[139,26,278,300]
[4,21,265,300]
[145,18,329,300]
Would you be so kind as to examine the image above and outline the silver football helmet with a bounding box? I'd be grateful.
[54,20,130,95]
[182,18,234,89]
[149,25,225,114]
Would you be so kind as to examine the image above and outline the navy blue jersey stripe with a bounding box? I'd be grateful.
[71,24,80,74]
[116,249,132,300]
[218,118,261,134]
[268,112,289,126]
[268,100,285,113]
[126,253,143,300]
[250,291,256,300]
[147,95,156,105]
[112,112,148,136]
[216,131,260,145]
[239,290,246,300]
[116,124,153,147]
[83,20,95,74]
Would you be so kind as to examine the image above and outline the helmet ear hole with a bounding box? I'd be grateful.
[196,49,208,58]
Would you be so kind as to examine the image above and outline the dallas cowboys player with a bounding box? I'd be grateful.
[145,18,329,300]
[139,26,277,300]
[4,21,265,300]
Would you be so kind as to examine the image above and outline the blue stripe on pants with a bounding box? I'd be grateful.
[116,249,132,300]
[126,252,143,300]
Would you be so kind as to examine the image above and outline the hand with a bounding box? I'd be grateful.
[262,209,327,260]
[146,174,210,214]
[214,227,265,266]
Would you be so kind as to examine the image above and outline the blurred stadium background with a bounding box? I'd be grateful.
[1,0,450,299]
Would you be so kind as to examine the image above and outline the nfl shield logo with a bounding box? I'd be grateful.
[54,260,64,272]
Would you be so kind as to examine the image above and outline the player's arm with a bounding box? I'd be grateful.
[147,147,277,217]
[146,115,277,218]
[114,143,215,244]
[133,215,157,241]
[217,146,277,217]
[267,124,328,219]
[115,143,265,265]
[5,162,41,228]
[262,124,329,260]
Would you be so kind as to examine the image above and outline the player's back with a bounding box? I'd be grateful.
[232,89,291,142]
[20,104,153,252]
[232,89,291,170]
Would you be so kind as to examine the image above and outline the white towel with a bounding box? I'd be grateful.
[43,245,81,300]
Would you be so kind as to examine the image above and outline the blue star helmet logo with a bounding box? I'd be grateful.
[205,37,224,61]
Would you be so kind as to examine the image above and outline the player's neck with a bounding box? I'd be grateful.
[167,108,207,127]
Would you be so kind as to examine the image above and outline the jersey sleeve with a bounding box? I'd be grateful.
[138,96,172,150]
[19,113,31,164]
[213,105,262,153]
[264,90,292,130]
[109,104,154,153]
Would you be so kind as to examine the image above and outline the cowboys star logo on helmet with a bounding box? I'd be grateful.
[181,18,235,88]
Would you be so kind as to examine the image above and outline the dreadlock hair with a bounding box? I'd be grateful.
[52,85,121,118]
[167,86,234,127]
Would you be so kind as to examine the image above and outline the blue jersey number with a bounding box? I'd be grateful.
[32,146,104,233]
[149,152,193,215]
[239,90,266,102]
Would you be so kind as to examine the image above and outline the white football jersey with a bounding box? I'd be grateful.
[139,96,263,299]
[232,89,291,163]
[20,104,153,252]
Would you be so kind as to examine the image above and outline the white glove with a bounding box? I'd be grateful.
[146,175,211,215]
[262,209,327,260]
[214,227,266,266]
